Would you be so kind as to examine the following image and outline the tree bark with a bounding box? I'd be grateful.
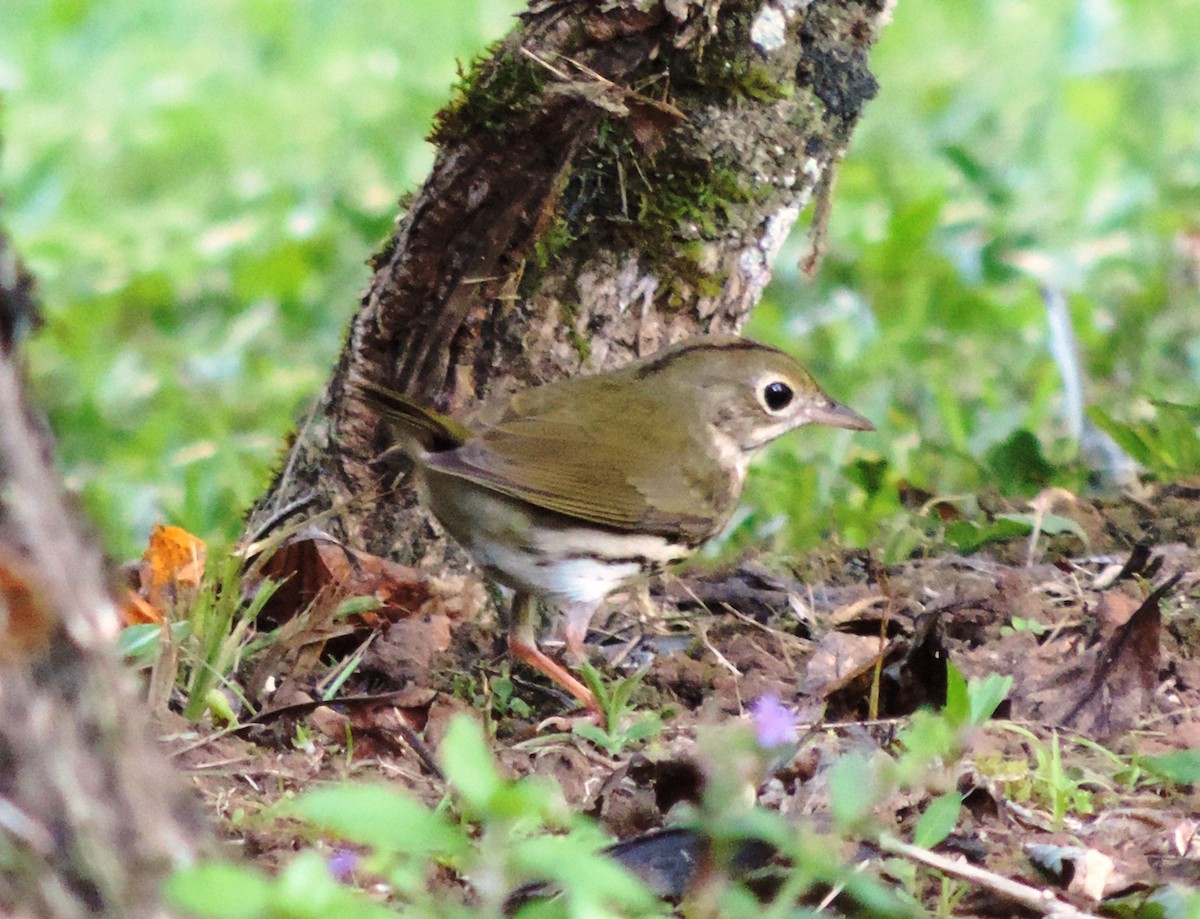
[248,0,888,565]
[0,232,200,918]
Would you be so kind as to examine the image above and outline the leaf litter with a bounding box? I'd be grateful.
[159,485,1200,914]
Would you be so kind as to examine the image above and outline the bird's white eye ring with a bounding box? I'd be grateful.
[762,380,794,412]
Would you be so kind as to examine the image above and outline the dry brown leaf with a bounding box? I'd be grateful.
[254,534,436,628]
[1173,819,1199,858]
[1067,848,1115,902]
[1059,575,1172,735]
[361,614,453,684]
[1093,589,1140,635]
[800,632,888,698]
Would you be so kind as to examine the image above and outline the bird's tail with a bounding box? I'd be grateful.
[351,379,471,454]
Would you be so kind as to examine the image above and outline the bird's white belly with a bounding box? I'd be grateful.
[476,541,640,604]
[423,478,687,603]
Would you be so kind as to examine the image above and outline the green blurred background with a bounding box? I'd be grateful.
[2,0,1198,561]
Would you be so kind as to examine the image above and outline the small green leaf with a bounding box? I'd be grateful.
[578,660,610,707]
[943,661,969,726]
[510,834,658,913]
[270,852,399,919]
[845,457,890,497]
[622,714,664,743]
[828,752,875,829]
[334,595,383,618]
[985,429,1057,493]
[913,792,962,849]
[204,688,237,726]
[1142,749,1200,785]
[294,784,465,856]
[968,673,1013,726]
[1007,616,1048,636]
[944,517,1031,552]
[1088,407,1158,468]
[117,623,163,663]
[440,715,502,813]
[271,851,341,916]
[1089,403,1200,475]
[166,863,273,919]
[486,778,556,822]
[572,721,618,755]
[1146,884,1200,919]
[997,512,1087,542]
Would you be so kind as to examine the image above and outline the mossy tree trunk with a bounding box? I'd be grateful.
[248,0,888,565]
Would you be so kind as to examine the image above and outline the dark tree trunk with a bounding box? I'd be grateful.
[0,231,200,918]
[248,0,887,566]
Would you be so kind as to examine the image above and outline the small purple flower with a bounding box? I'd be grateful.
[748,694,799,748]
[327,847,360,882]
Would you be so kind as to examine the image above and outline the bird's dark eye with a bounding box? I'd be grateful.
[763,380,794,412]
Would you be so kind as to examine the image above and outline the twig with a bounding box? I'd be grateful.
[814,858,870,913]
[242,491,317,546]
[517,45,572,81]
[719,602,801,669]
[696,622,741,678]
[669,577,739,675]
[878,834,1102,919]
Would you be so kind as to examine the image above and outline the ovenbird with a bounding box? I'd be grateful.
[355,334,872,714]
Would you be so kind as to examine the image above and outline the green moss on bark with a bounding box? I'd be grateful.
[430,45,546,145]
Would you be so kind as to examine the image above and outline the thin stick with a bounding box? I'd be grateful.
[878,834,1102,919]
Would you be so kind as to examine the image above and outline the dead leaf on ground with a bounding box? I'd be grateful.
[120,523,207,624]
[800,631,890,701]
[251,532,437,628]
[1026,842,1137,902]
[361,614,454,684]
[1057,575,1174,735]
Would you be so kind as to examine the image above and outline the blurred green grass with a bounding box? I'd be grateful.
[2,0,523,556]
[743,0,1200,556]
[2,0,1198,560]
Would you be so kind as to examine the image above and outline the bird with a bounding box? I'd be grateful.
[355,333,873,716]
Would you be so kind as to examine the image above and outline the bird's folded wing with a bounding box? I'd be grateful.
[422,417,725,545]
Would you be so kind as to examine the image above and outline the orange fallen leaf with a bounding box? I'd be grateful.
[119,524,207,626]
[121,589,162,625]
[142,524,206,603]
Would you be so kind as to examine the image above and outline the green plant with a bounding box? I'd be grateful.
[570,661,663,755]
[1139,748,1200,786]
[128,551,278,721]
[165,667,1027,919]
[167,715,662,919]
[292,723,316,755]
[994,725,1097,828]
[933,873,970,918]
[484,663,534,722]
[455,664,534,738]
[1000,615,1048,637]
[821,664,1011,850]
[677,722,920,919]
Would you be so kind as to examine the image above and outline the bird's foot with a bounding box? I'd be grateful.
[507,635,602,719]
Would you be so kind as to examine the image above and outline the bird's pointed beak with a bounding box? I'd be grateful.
[810,400,875,431]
